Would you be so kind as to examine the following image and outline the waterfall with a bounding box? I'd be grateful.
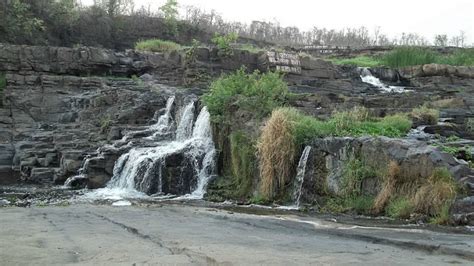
[83,96,216,200]
[176,102,195,141]
[292,146,312,208]
[359,67,407,93]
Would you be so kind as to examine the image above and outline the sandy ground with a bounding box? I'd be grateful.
[1,203,473,265]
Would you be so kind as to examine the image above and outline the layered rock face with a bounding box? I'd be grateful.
[1,43,473,190]
[0,45,174,185]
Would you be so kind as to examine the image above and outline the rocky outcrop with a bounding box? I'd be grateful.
[299,137,474,203]
[399,64,474,79]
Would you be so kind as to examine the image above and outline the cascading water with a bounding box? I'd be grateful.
[359,67,407,93]
[82,96,216,201]
[292,146,312,208]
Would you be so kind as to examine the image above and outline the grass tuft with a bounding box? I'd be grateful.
[413,168,457,216]
[257,108,297,200]
[135,39,181,53]
[385,197,414,219]
[411,105,439,125]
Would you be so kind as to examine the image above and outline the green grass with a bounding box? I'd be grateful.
[322,195,374,215]
[429,203,451,225]
[280,107,413,146]
[341,157,378,196]
[230,131,257,197]
[135,39,181,53]
[382,47,439,68]
[330,47,474,68]
[386,197,414,219]
[329,56,382,68]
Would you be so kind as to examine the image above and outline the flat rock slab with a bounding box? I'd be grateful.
[0,204,473,265]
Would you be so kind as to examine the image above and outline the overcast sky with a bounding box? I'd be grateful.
[81,0,474,44]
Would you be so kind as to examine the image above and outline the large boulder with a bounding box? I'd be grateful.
[300,137,473,202]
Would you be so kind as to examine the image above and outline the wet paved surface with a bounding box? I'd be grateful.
[1,203,473,265]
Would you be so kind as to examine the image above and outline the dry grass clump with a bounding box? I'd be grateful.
[430,98,465,109]
[373,161,400,213]
[374,162,457,221]
[257,108,297,199]
[413,168,457,216]
[411,105,439,125]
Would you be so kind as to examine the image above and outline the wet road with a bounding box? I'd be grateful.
[1,204,473,265]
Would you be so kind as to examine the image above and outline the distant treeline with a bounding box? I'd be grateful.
[0,0,469,49]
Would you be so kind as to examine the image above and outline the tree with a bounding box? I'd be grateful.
[159,0,179,36]
[434,34,448,47]
[1,0,45,43]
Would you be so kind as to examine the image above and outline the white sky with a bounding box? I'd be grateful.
[81,0,474,44]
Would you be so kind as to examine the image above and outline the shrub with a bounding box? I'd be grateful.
[411,106,439,125]
[212,32,238,57]
[135,39,181,53]
[386,197,414,219]
[202,68,288,123]
[257,108,297,200]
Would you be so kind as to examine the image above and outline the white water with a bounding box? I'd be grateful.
[359,68,407,93]
[83,97,216,201]
[291,146,312,209]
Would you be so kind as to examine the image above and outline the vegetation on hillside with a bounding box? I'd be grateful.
[135,39,181,52]
[331,47,474,68]
[256,107,412,200]
[202,68,288,123]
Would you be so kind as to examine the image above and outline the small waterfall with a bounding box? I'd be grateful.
[188,107,216,199]
[292,146,312,208]
[176,101,195,141]
[82,96,216,200]
[359,67,406,93]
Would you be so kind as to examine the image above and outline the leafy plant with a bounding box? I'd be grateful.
[212,32,238,57]
[202,68,288,123]
[159,0,179,36]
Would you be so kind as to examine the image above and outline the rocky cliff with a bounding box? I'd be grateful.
[0,43,473,191]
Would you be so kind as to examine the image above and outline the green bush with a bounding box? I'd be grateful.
[386,197,414,219]
[212,32,238,57]
[202,68,288,123]
[135,39,181,53]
